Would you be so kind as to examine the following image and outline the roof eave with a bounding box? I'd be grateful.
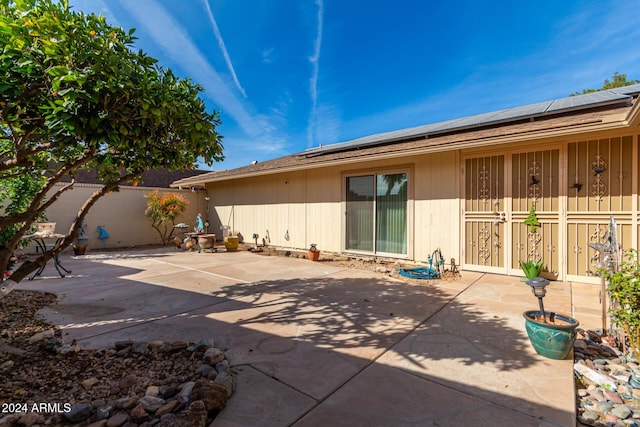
[195,113,633,184]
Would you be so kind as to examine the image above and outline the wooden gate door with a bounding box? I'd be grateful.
[510,149,561,278]
[463,155,507,273]
[566,136,634,282]
[463,149,561,275]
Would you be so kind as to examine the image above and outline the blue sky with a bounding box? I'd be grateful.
[68,0,640,171]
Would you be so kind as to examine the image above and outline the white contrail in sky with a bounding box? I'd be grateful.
[201,0,247,98]
[307,0,323,147]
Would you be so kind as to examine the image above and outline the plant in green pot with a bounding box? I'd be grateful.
[520,204,579,358]
[522,277,580,359]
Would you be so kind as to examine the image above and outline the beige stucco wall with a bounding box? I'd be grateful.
[205,151,461,263]
[41,183,207,250]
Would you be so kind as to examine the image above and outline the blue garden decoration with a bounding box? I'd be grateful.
[397,267,440,280]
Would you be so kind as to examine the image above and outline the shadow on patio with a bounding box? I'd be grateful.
[23,251,573,426]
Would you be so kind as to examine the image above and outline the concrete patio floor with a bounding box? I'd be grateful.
[18,247,600,427]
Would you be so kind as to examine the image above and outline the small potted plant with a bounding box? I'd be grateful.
[307,243,320,261]
[519,259,544,279]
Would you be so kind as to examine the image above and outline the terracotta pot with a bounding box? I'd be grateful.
[307,250,320,261]
[73,245,87,255]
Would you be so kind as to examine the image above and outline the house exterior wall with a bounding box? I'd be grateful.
[41,183,206,250]
[459,130,640,282]
[204,127,640,282]
[206,151,461,263]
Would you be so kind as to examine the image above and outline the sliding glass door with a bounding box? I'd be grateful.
[346,172,408,255]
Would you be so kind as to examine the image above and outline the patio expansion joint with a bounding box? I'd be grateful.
[385,364,564,426]
[233,363,321,403]
[148,258,252,284]
[73,298,244,344]
[73,262,353,345]
[288,273,488,425]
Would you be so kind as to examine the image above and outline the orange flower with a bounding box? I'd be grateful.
[90,30,97,36]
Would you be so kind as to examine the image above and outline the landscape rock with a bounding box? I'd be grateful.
[129,403,149,423]
[0,289,233,426]
[203,347,225,365]
[214,372,235,397]
[575,329,640,426]
[95,405,113,420]
[196,364,216,378]
[106,412,129,427]
[17,412,45,426]
[155,400,180,417]
[63,403,94,423]
[28,329,55,343]
[118,374,138,390]
[188,400,208,427]
[82,376,99,389]
[138,395,165,413]
[191,380,229,413]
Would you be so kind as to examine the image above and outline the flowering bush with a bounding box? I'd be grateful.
[145,191,189,245]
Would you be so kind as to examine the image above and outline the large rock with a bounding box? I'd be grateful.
[63,403,94,423]
[574,363,618,390]
[190,380,228,414]
[202,347,225,365]
[188,400,208,427]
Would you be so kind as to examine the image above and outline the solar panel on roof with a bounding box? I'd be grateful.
[299,84,637,157]
[610,83,640,96]
[483,101,553,123]
[547,91,629,112]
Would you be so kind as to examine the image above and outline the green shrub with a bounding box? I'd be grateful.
[602,248,640,361]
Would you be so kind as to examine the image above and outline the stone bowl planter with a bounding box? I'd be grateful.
[196,234,216,253]
[523,310,579,360]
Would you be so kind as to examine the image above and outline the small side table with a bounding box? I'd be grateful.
[23,232,71,280]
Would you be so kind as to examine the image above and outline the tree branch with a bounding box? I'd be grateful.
[9,173,138,283]
[0,152,94,229]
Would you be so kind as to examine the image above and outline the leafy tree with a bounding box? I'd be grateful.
[571,72,640,95]
[145,191,188,245]
[0,0,224,289]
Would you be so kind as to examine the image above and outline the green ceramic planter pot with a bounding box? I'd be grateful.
[523,310,580,360]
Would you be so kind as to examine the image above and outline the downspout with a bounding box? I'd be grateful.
[304,169,308,250]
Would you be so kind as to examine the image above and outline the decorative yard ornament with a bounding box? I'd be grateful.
[588,215,622,335]
[524,203,540,233]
